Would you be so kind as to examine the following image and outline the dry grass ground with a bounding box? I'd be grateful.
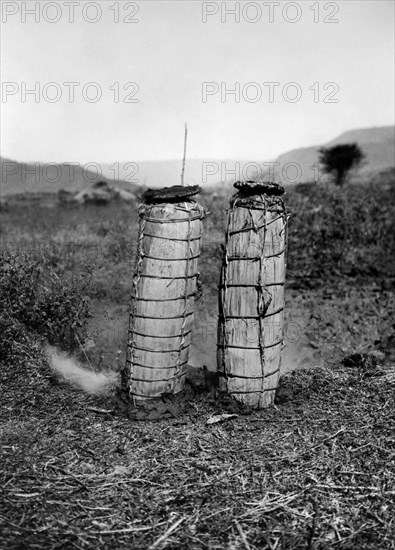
[1,177,395,549]
[1,345,394,549]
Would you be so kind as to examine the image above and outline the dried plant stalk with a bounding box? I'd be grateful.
[217,183,287,408]
[126,195,204,402]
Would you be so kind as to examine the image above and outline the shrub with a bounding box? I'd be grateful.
[0,314,29,362]
[319,143,365,186]
[0,252,92,360]
[286,182,395,282]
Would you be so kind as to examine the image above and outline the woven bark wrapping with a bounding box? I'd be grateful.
[217,192,287,408]
[126,200,204,401]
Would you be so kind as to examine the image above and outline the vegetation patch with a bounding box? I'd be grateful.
[0,252,92,360]
[1,176,394,548]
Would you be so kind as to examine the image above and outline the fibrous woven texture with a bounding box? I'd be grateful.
[141,185,201,204]
[217,184,287,408]
[126,197,205,402]
[234,181,285,196]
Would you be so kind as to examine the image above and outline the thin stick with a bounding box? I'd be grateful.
[91,524,163,535]
[149,516,185,549]
[234,520,252,550]
[181,123,188,186]
[86,407,115,414]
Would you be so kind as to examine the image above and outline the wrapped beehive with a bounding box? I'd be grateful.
[217,181,287,408]
[125,185,204,402]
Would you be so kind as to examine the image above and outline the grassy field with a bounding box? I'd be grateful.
[1,175,395,549]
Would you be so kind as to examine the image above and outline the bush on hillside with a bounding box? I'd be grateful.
[319,143,365,186]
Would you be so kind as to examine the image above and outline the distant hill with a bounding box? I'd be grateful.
[0,157,242,195]
[327,126,394,145]
[128,127,394,187]
[273,126,394,183]
[0,158,140,197]
[2,126,393,196]
[99,159,246,189]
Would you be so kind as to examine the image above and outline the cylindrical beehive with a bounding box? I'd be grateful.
[125,185,204,402]
[217,181,287,408]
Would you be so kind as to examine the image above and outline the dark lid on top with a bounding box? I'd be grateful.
[142,185,201,204]
[234,181,284,196]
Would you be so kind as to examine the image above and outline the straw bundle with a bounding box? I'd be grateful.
[217,181,287,408]
[125,186,204,402]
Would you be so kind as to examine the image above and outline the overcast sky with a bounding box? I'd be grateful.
[1,0,394,163]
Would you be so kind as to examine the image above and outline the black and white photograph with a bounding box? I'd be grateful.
[1,1,394,548]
